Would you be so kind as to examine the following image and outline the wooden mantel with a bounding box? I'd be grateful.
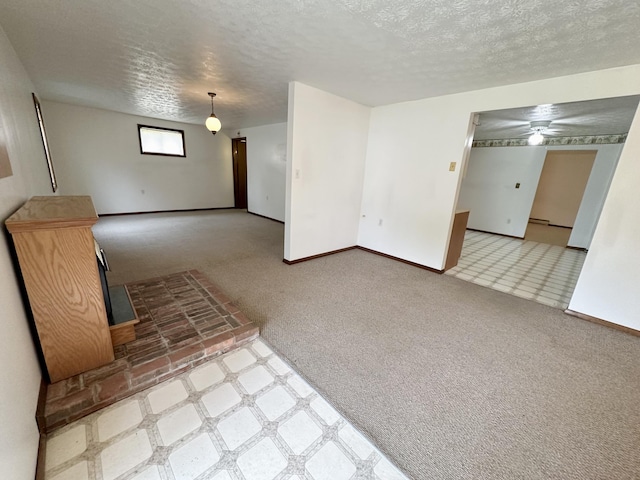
[6,196,114,382]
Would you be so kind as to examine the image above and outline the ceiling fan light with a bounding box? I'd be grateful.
[528,132,544,145]
[206,114,221,134]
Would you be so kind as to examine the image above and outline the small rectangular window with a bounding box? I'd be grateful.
[138,125,186,157]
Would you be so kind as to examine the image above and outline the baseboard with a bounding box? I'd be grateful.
[466,228,524,240]
[35,377,47,480]
[99,207,235,217]
[35,434,46,480]
[283,246,358,264]
[566,245,588,252]
[247,211,285,224]
[564,309,640,337]
[356,246,444,274]
[283,245,444,273]
[35,377,47,434]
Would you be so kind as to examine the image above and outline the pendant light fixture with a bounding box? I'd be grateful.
[205,92,221,135]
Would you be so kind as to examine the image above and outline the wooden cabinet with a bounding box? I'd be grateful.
[6,196,114,382]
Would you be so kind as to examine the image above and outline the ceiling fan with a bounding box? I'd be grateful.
[527,120,552,145]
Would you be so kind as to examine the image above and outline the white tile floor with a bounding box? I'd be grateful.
[446,230,587,309]
[45,339,407,480]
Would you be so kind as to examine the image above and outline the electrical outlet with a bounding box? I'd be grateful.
[449,162,456,172]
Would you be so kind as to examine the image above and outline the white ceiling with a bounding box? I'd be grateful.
[474,95,640,140]
[1,0,640,132]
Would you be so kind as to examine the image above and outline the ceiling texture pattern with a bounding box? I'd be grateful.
[474,96,640,140]
[1,0,640,132]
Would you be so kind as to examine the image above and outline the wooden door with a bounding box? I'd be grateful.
[232,138,247,209]
[529,150,596,228]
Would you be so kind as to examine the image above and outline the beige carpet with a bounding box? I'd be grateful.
[94,209,640,480]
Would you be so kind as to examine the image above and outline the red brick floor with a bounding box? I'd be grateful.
[41,270,259,433]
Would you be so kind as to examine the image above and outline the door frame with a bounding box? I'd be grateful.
[231,137,247,209]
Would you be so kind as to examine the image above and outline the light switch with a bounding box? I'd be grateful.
[515,182,520,189]
[449,162,456,172]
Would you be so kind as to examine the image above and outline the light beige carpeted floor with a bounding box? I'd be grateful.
[94,209,640,480]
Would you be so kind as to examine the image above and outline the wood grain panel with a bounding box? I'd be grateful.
[445,210,470,271]
[6,195,97,232]
[110,322,138,347]
[12,226,113,382]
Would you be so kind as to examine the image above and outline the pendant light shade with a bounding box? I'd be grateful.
[205,92,221,135]
[205,115,221,133]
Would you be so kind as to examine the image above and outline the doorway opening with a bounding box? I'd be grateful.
[449,95,640,309]
[232,137,247,209]
[524,150,596,247]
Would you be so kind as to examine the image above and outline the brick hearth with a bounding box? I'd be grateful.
[41,270,259,432]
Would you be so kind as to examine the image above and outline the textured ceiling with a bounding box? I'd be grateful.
[475,96,640,140]
[1,0,640,132]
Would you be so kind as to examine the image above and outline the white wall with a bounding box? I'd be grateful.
[359,99,473,267]
[458,144,623,248]
[285,82,370,261]
[569,105,640,330]
[457,146,546,238]
[235,123,287,222]
[568,144,623,248]
[43,101,234,215]
[356,63,640,327]
[0,26,50,480]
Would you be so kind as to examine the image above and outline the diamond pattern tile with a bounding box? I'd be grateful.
[97,400,142,441]
[374,457,410,480]
[48,461,88,480]
[44,339,408,480]
[223,348,257,373]
[237,438,287,480]
[306,441,357,480]
[252,339,273,357]
[188,362,225,391]
[255,385,296,421]
[129,466,161,480]
[168,433,219,480]
[45,425,87,470]
[339,424,374,460]
[238,365,274,394]
[310,397,341,426]
[278,411,323,455]
[217,407,262,450]
[446,230,586,309]
[287,375,314,398]
[201,382,242,418]
[147,380,188,414]
[100,430,152,480]
[157,404,202,445]
[267,356,290,375]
